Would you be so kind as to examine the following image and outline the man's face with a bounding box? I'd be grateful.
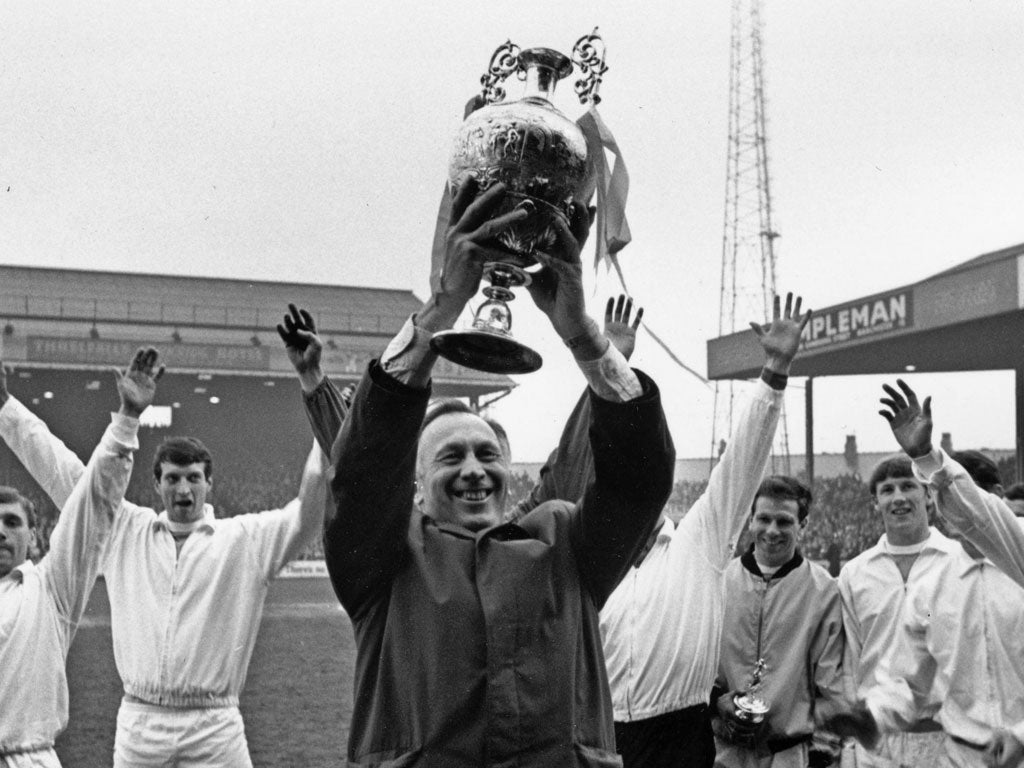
[749,496,803,568]
[0,502,35,578]
[417,412,508,533]
[873,474,930,545]
[155,462,211,524]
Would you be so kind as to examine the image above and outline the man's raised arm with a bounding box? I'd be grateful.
[522,205,674,606]
[505,294,642,522]
[317,181,530,616]
[688,292,809,567]
[0,364,86,509]
[879,379,1024,587]
[44,347,162,626]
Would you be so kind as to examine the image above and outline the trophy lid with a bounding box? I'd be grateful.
[519,48,573,80]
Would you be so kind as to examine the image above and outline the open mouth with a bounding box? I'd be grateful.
[889,506,914,517]
[453,488,493,503]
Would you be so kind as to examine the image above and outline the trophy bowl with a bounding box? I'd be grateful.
[448,47,597,267]
[733,692,771,724]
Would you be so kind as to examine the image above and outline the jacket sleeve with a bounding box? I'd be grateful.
[570,369,675,608]
[811,580,847,725]
[837,569,864,704]
[303,376,350,457]
[505,389,592,523]
[240,442,331,581]
[42,412,139,632]
[0,395,85,510]
[684,380,781,570]
[914,448,1024,589]
[320,359,428,618]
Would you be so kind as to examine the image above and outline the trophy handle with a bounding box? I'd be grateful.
[571,27,607,106]
[480,40,522,104]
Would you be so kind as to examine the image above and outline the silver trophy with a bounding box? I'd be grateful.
[733,658,771,726]
[430,30,607,374]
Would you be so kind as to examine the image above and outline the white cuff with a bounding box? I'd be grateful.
[109,411,141,448]
[575,342,642,402]
[911,447,944,480]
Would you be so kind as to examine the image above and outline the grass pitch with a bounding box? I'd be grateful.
[56,577,355,767]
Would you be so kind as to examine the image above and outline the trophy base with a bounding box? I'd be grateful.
[431,328,543,374]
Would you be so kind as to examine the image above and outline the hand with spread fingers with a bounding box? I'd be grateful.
[525,202,601,355]
[878,379,933,459]
[603,294,643,362]
[749,292,811,375]
[116,347,164,418]
[277,303,325,393]
[425,179,531,332]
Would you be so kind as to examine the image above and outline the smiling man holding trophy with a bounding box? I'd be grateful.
[305,33,676,767]
[713,476,845,768]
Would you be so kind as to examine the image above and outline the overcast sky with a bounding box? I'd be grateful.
[3,1,1023,462]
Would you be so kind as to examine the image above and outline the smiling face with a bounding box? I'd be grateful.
[749,496,804,568]
[873,474,931,546]
[0,501,35,578]
[416,411,509,533]
[155,462,212,524]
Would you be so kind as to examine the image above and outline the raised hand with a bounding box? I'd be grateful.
[277,304,324,390]
[427,179,531,330]
[116,347,164,418]
[879,379,933,459]
[749,292,811,374]
[525,202,597,345]
[603,295,643,361]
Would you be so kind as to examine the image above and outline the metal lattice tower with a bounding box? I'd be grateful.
[711,0,790,472]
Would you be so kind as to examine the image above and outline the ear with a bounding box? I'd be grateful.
[993,483,1005,498]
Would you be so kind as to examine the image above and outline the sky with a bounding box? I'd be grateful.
[3,1,1024,463]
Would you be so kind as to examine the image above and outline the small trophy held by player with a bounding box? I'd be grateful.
[733,657,771,727]
[430,30,608,374]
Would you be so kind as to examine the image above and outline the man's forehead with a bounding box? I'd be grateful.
[419,412,499,447]
[753,496,799,517]
[159,461,208,475]
[876,473,922,488]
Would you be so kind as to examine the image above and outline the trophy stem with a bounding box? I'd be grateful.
[429,262,543,374]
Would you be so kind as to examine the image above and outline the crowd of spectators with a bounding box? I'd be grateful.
[10,451,1012,567]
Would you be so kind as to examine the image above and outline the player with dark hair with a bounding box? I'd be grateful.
[1,348,158,767]
[826,379,1024,768]
[0,326,331,767]
[713,475,845,767]
[837,451,956,767]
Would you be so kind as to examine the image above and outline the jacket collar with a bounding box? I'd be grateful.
[866,526,959,561]
[740,543,803,581]
[154,503,216,533]
[2,559,35,584]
